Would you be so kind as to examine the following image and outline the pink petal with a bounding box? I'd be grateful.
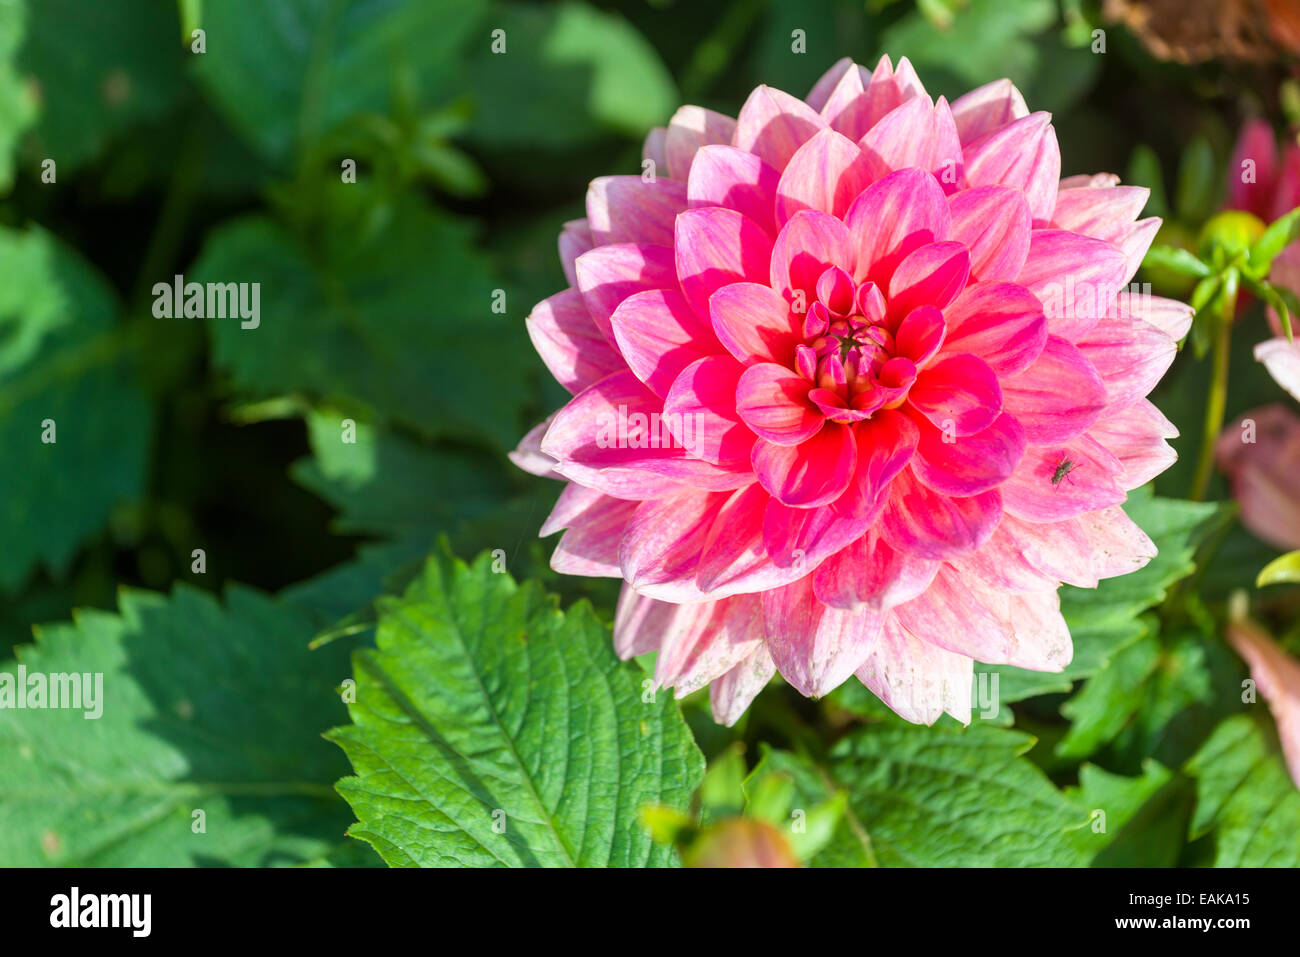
[844,168,951,286]
[770,208,856,307]
[941,281,1047,376]
[908,352,1002,435]
[709,644,776,726]
[1118,291,1193,341]
[1015,229,1129,341]
[675,207,774,320]
[542,370,749,498]
[1256,337,1300,402]
[1075,505,1157,580]
[812,528,938,611]
[949,78,1029,144]
[551,495,639,577]
[510,418,558,478]
[887,240,970,320]
[894,305,946,365]
[1000,335,1107,443]
[775,128,883,225]
[574,242,677,342]
[1074,314,1177,413]
[856,614,973,725]
[696,483,806,597]
[1088,400,1177,489]
[733,85,829,171]
[761,575,883,697]
[995,512,1097,588]
[825,55,926,143]
[1051,185,1149,238]
[619,489,730,600]
[586,176,688,246]
[806,57,859,112]
[963,113,1061,223]
[558,219,595,288]
[879,466,1001,560]
[859,95,963,187]
[947,185,1032,282]
[709,281,802,367]
[1228,118,1279,220]
[662,355,754,469]
[752,423,857,508]
[736,362,823,445]
[910,410,1026,496]
[665,105,738,179]
[999,437,1126,522]
[610,288,718,396]
[642,127,668,176]
[687,144,780,235]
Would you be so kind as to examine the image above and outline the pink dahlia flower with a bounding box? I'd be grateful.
[514,56,1187,725]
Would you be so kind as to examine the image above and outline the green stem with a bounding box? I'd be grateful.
[1188,292,1234,501]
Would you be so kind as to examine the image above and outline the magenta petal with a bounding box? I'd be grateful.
[888,241,970,321]
[947,185,1032,282]
[894,304,946,365]
[1015,229,1129,341]
[844,168,951,286]
[812,529,938,611]
[908,353,1001,435]
[859,95,963,186]
[962,112,1060,223]
[880,466,1001,560]
[775,128,883,225]
[664,105,737,179]
[736,362,823,445]
[527,288,626,394]
[675,207,773,320]
[662,355,754,469]
[586,176,688,246]
[1000,335,1107,443]
[573,242,677,342]
[949,78,1028,144]
[753,423,857,507]
[542,370,750,497]
[770,209,856,307]
[1000,437,1126,523]
[696,483,807,597]
[941,281,1047,376]
[709,282,802,366]
[761,575,883,697]
[687,144,780,235]
[610,288,718,396]
[910,410,1026,496]
[848,407,920,513]
[733,84,829,171]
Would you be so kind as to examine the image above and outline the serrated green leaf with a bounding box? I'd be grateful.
[192,0,485,164]
[829,721,1090,866]
[0,228,151,592]
[328,550,704,867]
[192,203,530,450]
[0,585,355,865]
[1186,713,1300,867]
[1067,761,1191,867]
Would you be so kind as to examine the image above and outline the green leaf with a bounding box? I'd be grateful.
[0,585,355,865]
[19,0,187,171]
[1068,761,1192,867]
[192,0,485,163]
[192,202,530,450]
[1141,244,1211,279]
[462,1,676,149]
[1186,714,1300,867]
[1249,205,1300,277]
[1258,549,1300,586]
[0,228,152,591]
[829,721,1091,866]
[328,549,704,867]
[0,0,36,191]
